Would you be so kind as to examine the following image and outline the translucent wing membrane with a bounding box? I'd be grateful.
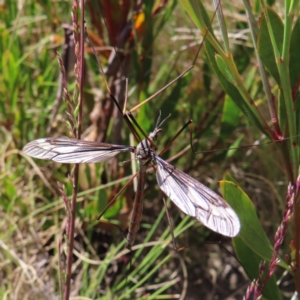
[23,136,240,238]
[23,137,135,164]
[155,156,240,237]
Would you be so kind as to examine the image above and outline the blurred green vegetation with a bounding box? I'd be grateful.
[1,0,300,299]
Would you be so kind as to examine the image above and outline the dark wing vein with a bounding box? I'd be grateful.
[23,137,134,163]
[155,156,240,237]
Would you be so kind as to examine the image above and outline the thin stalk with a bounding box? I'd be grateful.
[77,0,84,140]
[292,172,300,295]
[281,4,298,177]
[242,0,294,181]
[114,205,167,293]
[262,0,300,292]
[64,167,79,300]
[221,52,274,137]
[196,14,274,138]
[262,1,298,180]
[293,196,300,294]
[64,1,85,299]
[280,24,297,178]
[243,0,282,138]
[213,0,230,53]
[118,254,171,300]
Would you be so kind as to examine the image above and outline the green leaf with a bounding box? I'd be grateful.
[258,8,284,85]
[180,0,212,32]
[159,73,191,120]
[226,135,244,158]
[96,188,108,214]
[215,54,235,83]
[278,91,286,132]
[267,0,275,5]
[104,197,124,219]
[3,51,19,111]
[205,41,267,134]
[220,180,274,260]
[154,1,177,40]
[181,0,267,135]
[221,180,285,299]
[223,172,238,184]
[295,92,300,137]
[74,103,80,119]
[220,95,240,141]
[289,17,300,89]
[221,179,290,269]
[6,181,16,199]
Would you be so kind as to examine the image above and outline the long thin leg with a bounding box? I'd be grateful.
[87,4,219,151]
[127,3,220,114]
[159,120,193,157]
[90,1,220,126]
[85,3,221,253]
[162,197,178,251]
[97,172,138,221]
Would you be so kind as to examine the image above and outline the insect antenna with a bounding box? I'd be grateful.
[155,111,171,130]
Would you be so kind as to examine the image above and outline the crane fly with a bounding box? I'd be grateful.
[23,1,240,250]
[23,113,240,250]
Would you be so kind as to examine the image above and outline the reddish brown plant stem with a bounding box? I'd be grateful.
[293,177,300,295]
[64,1,85,299]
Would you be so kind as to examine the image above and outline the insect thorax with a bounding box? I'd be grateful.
[136,138,156,169]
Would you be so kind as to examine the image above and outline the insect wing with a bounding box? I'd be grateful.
[155,156,240,237]
[23,137,134,164]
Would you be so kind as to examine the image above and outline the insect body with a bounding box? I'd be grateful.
[23,121,240,249]
[126,125,161,249]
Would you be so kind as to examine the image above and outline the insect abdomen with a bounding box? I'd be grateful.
[126,170,146,250]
